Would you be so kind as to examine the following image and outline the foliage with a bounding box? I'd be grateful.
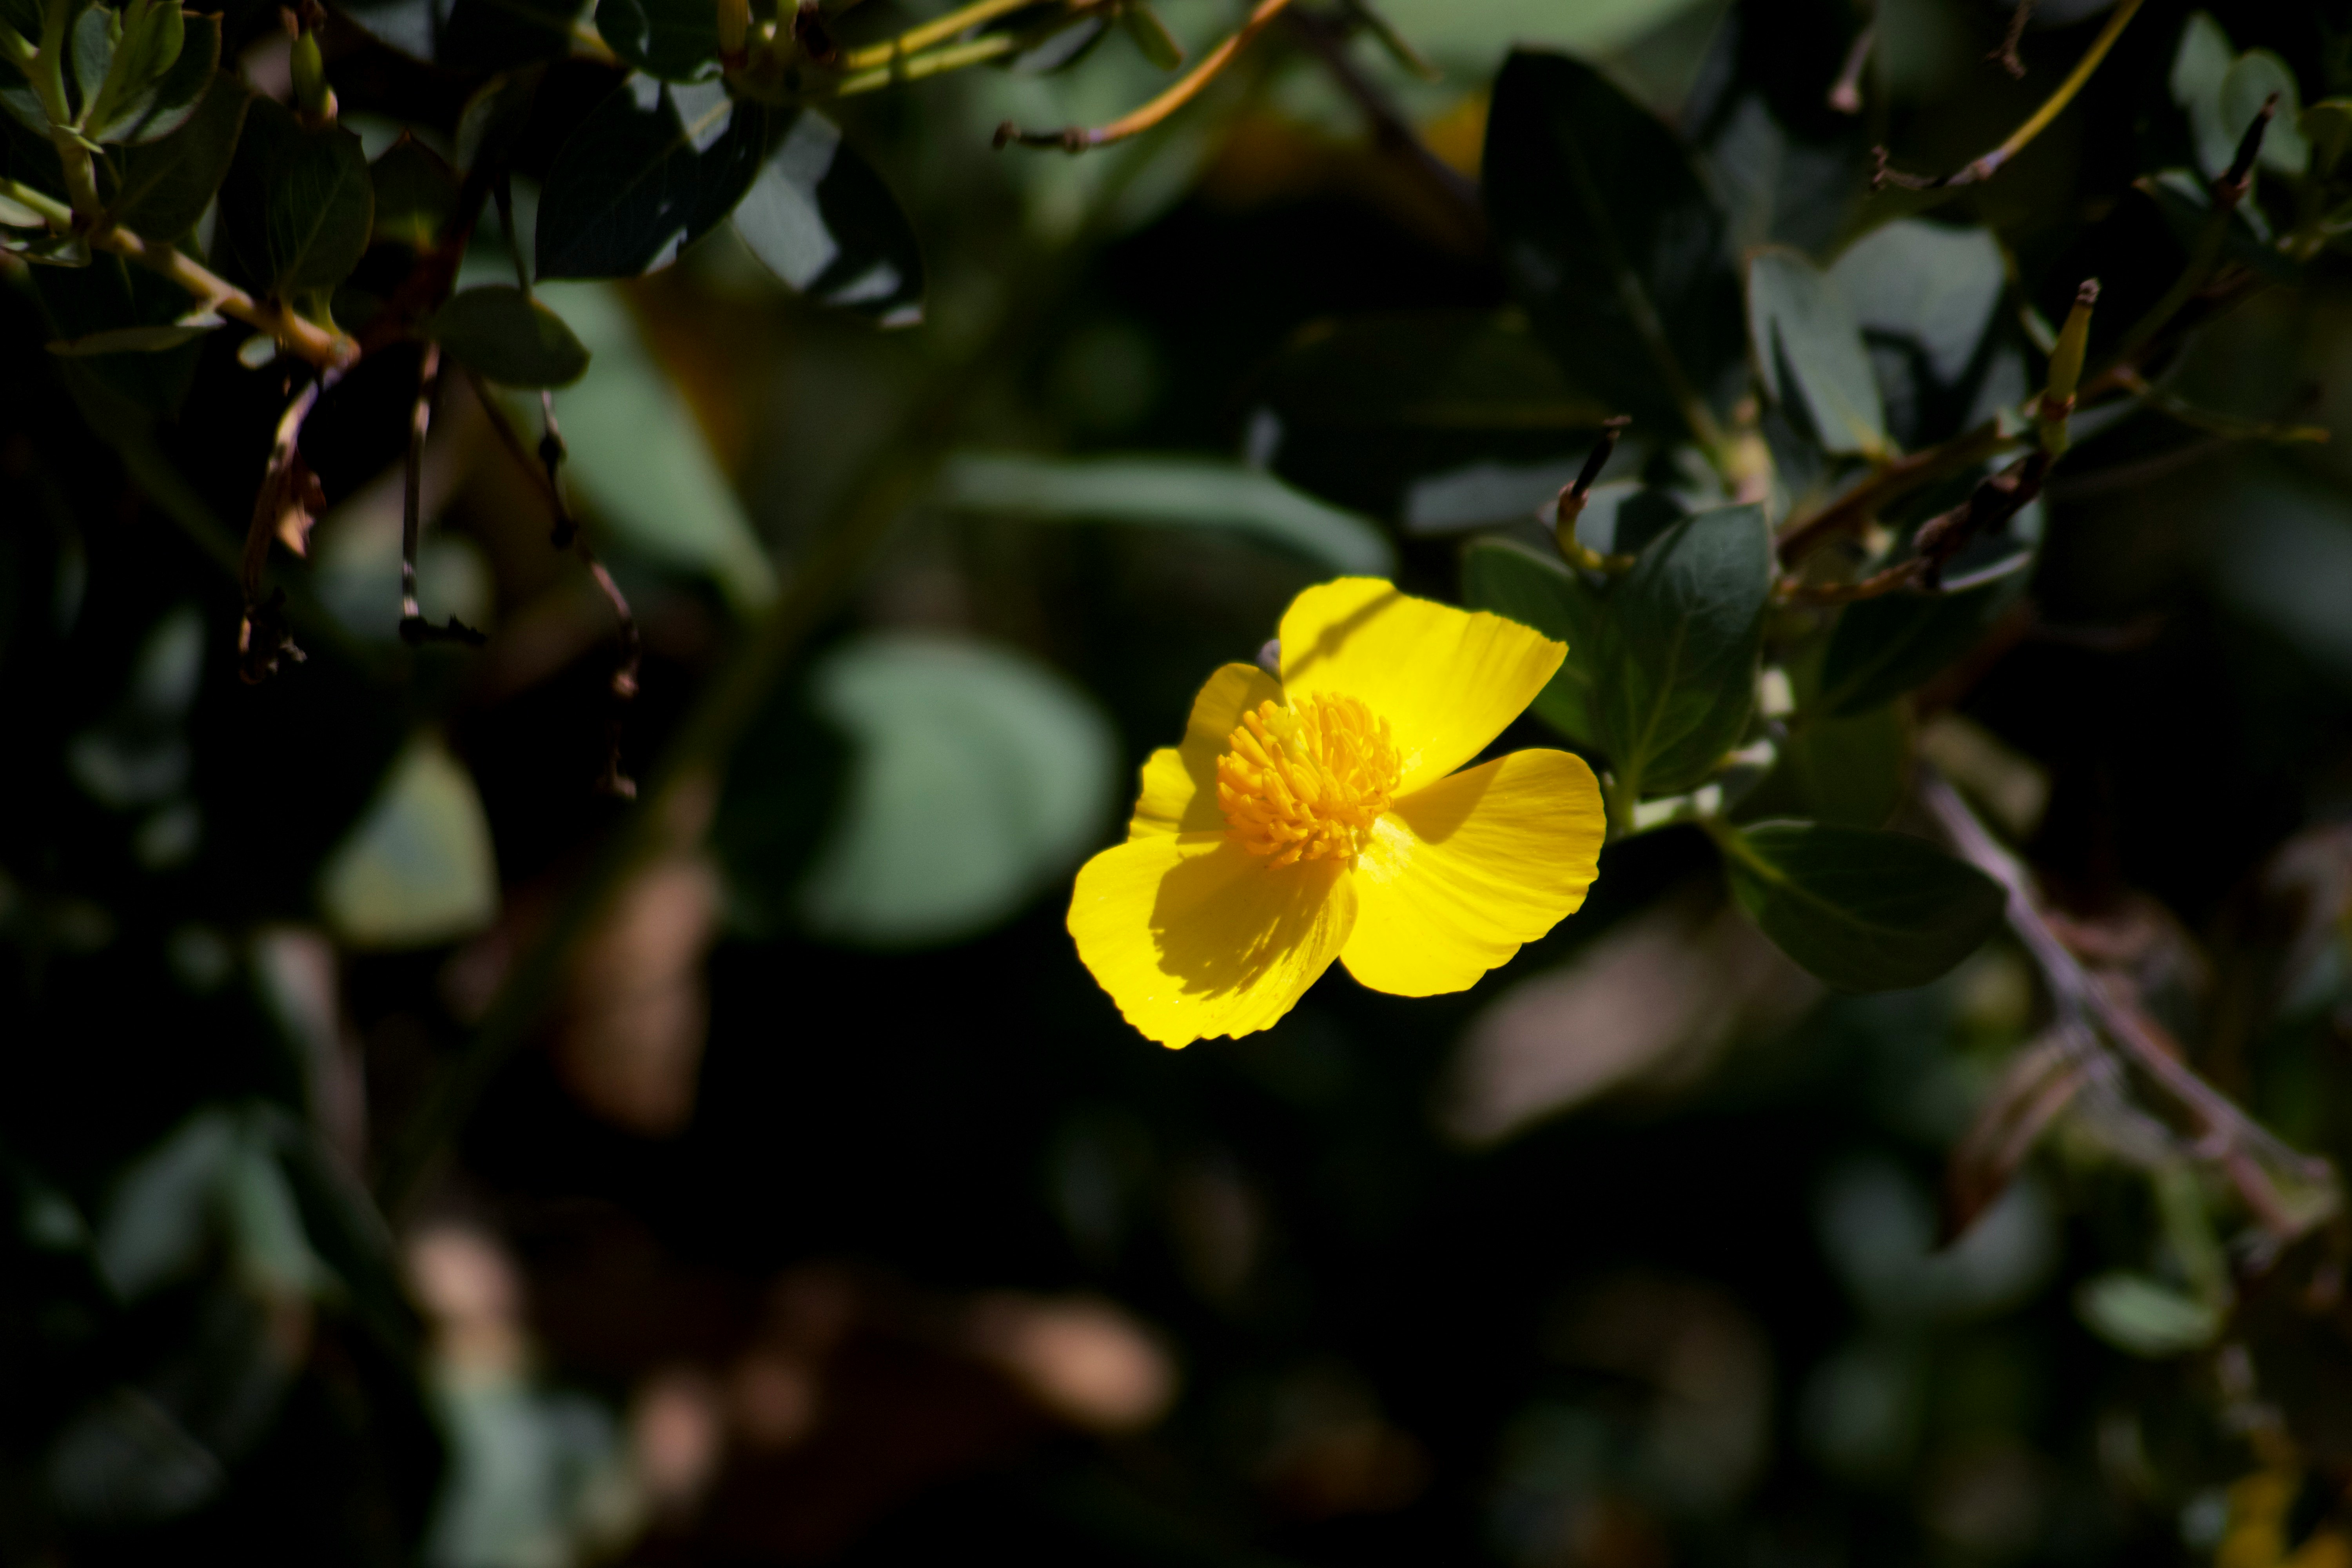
[8,0,2352,1564]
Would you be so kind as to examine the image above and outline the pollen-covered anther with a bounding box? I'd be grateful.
[1216,695,1401,866]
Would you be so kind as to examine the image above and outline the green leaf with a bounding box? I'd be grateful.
[530,280,775,611]
[937,452,1394,577]
[1826,219,2010,450]
[368,132,457,250]
[2075,1272,2225,1358]
[105,69,247,241]
[1718,820,2005,993]
[317,734,500,949]
[2220,50,2308,178]
[1460,535,1607,748]
[1602,501,1770,797]
[534,77,762,281]
[87,4,212,144]
[426,284,589,386]
[795,633,1118,947]
[1120,0,1182,69]
[29,251,203,411]
[1483,49,1745,439]
[212,96,373,296]
[94,1107,237,1299]
[1816,571,2028,719]
[69,3,110,118]
[2304,98,2352,183]
[595,0,719,81]
[1739,706,1909,829]
[730,108,924,325]
[1748,246,1887,459]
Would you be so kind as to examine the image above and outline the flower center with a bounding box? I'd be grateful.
[1216,695,1401,866]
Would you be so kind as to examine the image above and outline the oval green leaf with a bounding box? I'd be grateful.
[535,78,763,281]
[1748,246,1887,459]
[1461,535,1607,749]
[1719,820,2005,993]
[426,284,590,387]
[1602,501,1770,798]
[729,109,924,325]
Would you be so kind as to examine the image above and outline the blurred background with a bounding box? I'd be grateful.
[8,0,2352,1563]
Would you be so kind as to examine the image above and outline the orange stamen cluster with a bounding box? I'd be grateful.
[1216,695,1401,866]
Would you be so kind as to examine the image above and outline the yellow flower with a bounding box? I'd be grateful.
[1068,577,1606,1047]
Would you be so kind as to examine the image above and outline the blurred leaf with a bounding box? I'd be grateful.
[1719,821,2005,992]
[2305,99,2352,183]
[369,134,458,250]
[1484,49,1745,438]
[94,1107,236,1299]
[730,109,924,325]
[212,96,374,296]
[534,78,762,280]
[2074,1272,2224,1357]
[1368,0,1706,64]
[1815,572,2028,719]
[1460,536,1607,748]
[69,3,110,117]
[2220,50,2309,177]
[426,285,589,386]
[2171,13,2307,180]
[1749,247,1887,459]
[1742,706,1909,829]
[1120,1,1182,69]
[1601,502,1770,797]
[85,9,214,145]
[106,71,249,242]
[939,452,1394,576]
[64,601,199,808]
[32,252,205,409]
[2167,10,2233,174]
[317,734,499,949]
[532,281,776,610]
[797,633,1118,947]
[711,683,849,938]
[595,0,719,81]
[221,1124,326,1300]
[269,1115,418,1354]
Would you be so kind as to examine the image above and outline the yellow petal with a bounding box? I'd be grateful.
[1129,662,1285,838]
[1279,578,1565,793]
[1340,748,1604,997]
[1069,831,1356,1047]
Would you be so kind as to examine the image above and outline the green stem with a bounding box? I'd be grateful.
[807,33,1019,99]
[32,0,99,220]
[1604,769,1641,841]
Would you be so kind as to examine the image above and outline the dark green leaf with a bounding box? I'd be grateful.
[595,0,719,81]
[1722,822,1994,992]
[88,5,213,144]
[212,96,373,297]
[426,284,589,386]
[1573,481,1686,559]
[1121,0,1182,69]
[795,633,1118,947]
[534,78,762,280]
[730,108,923,324]
[1827,218,2013,450]
[1816,571,2027,719]
[29,251,203,411]
[1748,246,1886,459]
[1483,49,1745,438]
[1739,706,1909,829]
[1602,501,1770,797]
[1461,535,1607,748]
[368,133,457,249]
[2220,51,2308,177]
[1719,820,2005,992]
[106,70,247,241]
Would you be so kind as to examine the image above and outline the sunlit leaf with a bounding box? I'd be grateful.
[730,109,924,325]
[939,452,1394,576]
[796,633,1118,947]
[532,281,776,611]
[1719,820,2005,992]
[534,77,762,280]
[317,734,499,949]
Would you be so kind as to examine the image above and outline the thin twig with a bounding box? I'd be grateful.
[2101,94,2276,372]
[396,345,485,647]
[1874,0,2141,189]
[1827,23,1873,114]
[1921,773,2336,1235]
[1991,0,2033,79]
[1554,416,1634,572]
[465,367,639,796]
[1775,417,2015,566]
[996,0,1297,150]
[239,376,332,682]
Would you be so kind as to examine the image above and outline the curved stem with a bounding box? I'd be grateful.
[1875,0,2143,189]
[997,0,1295,150]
